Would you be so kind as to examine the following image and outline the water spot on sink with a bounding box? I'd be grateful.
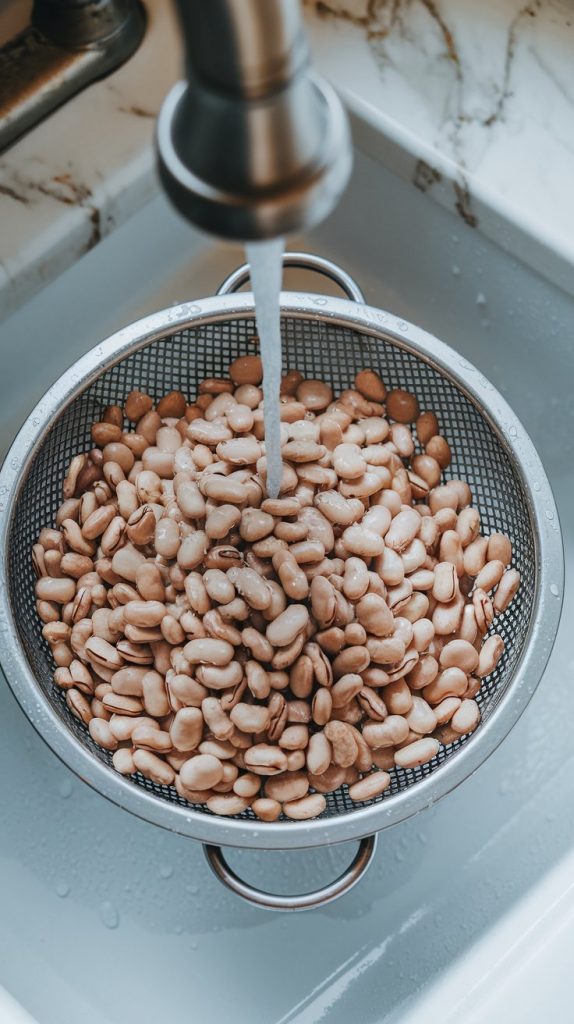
[550,583,560,597]
[508,425,517,438]
[545,509,555,521]
[533,481,541,491]
[58,778,73,799]
[99,901,119,929]
[476,292,487,306]
[159,863,173,879]
[56,881,70,898]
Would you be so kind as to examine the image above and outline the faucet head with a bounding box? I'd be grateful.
[156,1,352,241]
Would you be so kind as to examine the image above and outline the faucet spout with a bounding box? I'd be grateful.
[157,0,352,241]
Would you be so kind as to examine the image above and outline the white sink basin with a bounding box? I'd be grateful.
[0,147,570,1024]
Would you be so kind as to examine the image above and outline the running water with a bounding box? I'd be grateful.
[246,238,284,499]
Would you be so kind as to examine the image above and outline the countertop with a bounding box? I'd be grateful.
[0,0,573,315]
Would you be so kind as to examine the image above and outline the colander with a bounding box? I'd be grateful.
[0,253,563,911]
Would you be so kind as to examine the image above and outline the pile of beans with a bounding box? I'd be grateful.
[32,358,520,821]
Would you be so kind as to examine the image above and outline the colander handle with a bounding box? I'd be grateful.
[203,834,377,912]
[216,251,365,303]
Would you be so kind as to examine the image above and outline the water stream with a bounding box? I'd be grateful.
[245,238,284,499]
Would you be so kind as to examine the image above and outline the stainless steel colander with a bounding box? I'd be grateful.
[0,253,563,910]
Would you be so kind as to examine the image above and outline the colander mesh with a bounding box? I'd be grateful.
[8,313,536,821]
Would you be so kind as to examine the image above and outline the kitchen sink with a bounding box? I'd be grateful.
[0,146,570,1024]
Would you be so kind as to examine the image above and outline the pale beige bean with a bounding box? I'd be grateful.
[312,687,333,727]
[488,532,512,566]
[200,696,233,741]
[252,797,282,821]
[278,725,309,750]
[342,525,385,557]
[233,772,262,798]
[132,749,175,785]
[423,667,468,704]
[228,567,272,610]
[477,634,504,677]
[362,715,409,749]
[283,793,326,820]
[463,536,489,577]
[342,557,370,602]
[434,696,462,725]
[230,703,270,733]
[132,725,172,753]
[183,638,234,666]
[324,721,358,767]
[460,602,480,642]
[306,732,332,775]
[112,748,136,775]
[474,559,505,594]
[180,754,223,791]
[108,715,158,741]
[412,618,435,652]
[331,673,364,708]
[433,561,458,603]
[244,744,288,775]
[432,594,464,636]
[348,771,391,802]
[102,692,143,716]
[394,738,439,769]
[177,531,208,570]
[142,670,170,717]
[111,665,147,696]
[406,696,437,735]
[494,568,520,613]
[315,490,362,526]
[154,518,180,558]
[451,698,481,735]
[265,772,309,803]
[123,600,166,628]
[170,707,204,751]
[385,508,420,552]
[66,688,92,725]
[196,662,243,690]
[272,551,309,601]
[35,577,76,604]
[440,639,479,674]
[376,547,404,587]
[266,605,309,647]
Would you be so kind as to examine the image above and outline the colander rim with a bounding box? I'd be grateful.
[0,290,564,850]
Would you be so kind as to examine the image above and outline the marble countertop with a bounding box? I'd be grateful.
[305,0,574,295]
[0,0,573,319]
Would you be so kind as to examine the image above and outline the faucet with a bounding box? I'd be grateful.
[156,0,352,241]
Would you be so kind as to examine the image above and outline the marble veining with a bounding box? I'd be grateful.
[1,0,573,319]
[305,0,574,282]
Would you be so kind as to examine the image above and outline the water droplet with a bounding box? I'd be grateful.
[313,297,327,306]
[550,583,560,597]
[186,882,199,896]
[476,292,486,306]
[188,304,201,313]
[397,321,408,332]
[56,881,70,898]
[10,458,19,470]
[533,481,541,492]
[508,425,517,437]
[159,863,173,879]
[191,939,199,949]
[58,778,73,799]
[451,265,461,276]
[545,509,555,521]
[32,418,40,426]
[175,924,183,935]
[99,901,119,929]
